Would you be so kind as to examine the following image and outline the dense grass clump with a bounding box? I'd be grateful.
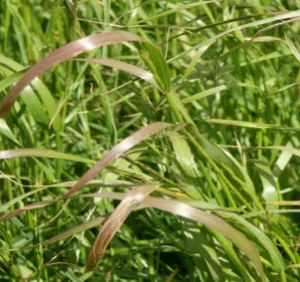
[1,1,300,281]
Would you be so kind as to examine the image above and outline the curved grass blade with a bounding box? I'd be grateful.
[85,185,156,272]
[75,58,161,90]
[0,30,145,117]
[182,85,228,105]
[168,132,200,179]
[286,37,300,64]
[254,160,279,212]
[0,54,63,132]
[144,197,265,281]
[33,216,106,248]
[0,119,19,144]
[218,211,285,272]
[61,122,172,199]
[273,143,294,180]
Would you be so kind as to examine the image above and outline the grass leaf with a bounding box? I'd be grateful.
[0,30,145,117]
[85,185,156,272]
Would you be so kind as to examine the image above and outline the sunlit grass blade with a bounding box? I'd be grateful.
[0,119,19,144]
[218,211,285,272]
[79,192,266,281]
[85,185,156,272]
[254,160,280,208]
[168,132,200,180]
[142,43,171,92]
[169,10,300,62]
[0,30,145,117]
[273,143,294,180]
[143,197,266,281]
[286,37,300,64]
[61,122,172,199]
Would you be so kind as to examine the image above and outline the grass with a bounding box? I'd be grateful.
[1,0,300,281]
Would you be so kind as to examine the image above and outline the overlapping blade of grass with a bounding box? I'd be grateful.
[77,192,265,281]
[285,36,300,64]
[217,211,285,272]
[169,132,200,179]
[165,88,251,189]
[0,54,62,131]
[169,9,300,62]
[272,143,294,180]
[0,122,172,222]
[0,186,48,214]
[181,85,228,105]
[0,30,145,117]
[254,160,280,208]
[144,197,266,281]
[0,69,27,92]
[168,132,203,198]
[0,59,49,125]
[0,198,57,223]
[2,1,300,280]
[85,185,156,272]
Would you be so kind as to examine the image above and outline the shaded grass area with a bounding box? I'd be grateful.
[1,0,300,281]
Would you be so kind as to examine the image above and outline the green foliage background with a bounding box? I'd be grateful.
[1,0,300,281]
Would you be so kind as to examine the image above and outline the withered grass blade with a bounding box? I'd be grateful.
[0,30,144,117]
[0,200,56,222]
[85,185,156,272]
[75,58,161,90]
[60,122,171,199]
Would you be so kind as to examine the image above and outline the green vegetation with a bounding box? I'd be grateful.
[1,0,300,281]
